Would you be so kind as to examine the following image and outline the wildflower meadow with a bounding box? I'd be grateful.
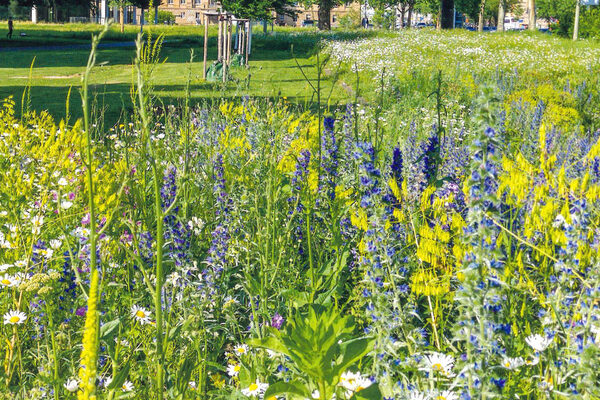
[1,25,600,400]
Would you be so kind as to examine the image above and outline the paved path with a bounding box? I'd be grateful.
[0,41,136,52]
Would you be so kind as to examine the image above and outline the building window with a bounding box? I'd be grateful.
[194,0,201,4]
[180,12,185,17]
[306,13,311,20]
[332,15,337,22]
[168,0,173,4]
[181,0,185,4]
[196,12,200,19]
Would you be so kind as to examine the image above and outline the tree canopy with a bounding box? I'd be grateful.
[220,0,296,20]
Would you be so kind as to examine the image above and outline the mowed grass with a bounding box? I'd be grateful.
[0,23,365,124]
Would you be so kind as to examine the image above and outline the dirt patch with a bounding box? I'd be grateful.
[43,74,80,79]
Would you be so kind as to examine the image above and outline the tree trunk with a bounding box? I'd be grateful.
[154,0,158,24]
[140,8,144,33]
[398,4,406,29]
[529,0,536,30]
[318,0,332,30]
[407,2,414,28]
[478,0,485,32]
[440,0,454,29]
[573,0,580,40]
[120,6,125,33]
[497,0,505,32]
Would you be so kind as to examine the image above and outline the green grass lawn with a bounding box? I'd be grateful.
[0,23,369,125]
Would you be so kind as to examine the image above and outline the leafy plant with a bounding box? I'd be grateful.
[248,304,380,400]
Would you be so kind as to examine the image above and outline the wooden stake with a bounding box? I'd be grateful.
[227,17,232,65]
[203,14,208,80]
[245,21,250,67]
[217,15,222,61]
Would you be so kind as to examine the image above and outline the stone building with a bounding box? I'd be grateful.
[275,3,363,28]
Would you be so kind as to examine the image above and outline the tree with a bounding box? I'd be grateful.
[109,0,130,33]
[131,0,150,32]
[300,0,342,30]
[221,0,295,20]
[537,0,577,36]
[529,0,536,30]
[440,0,454,28]
[497,0,505,31]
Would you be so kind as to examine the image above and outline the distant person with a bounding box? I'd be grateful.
[7,18,13,39]
[362,17,369,29]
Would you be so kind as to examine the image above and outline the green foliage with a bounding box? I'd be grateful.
[249,305,378,400]
[220,0,296,20]
[580,6,600,39]
[339,8,361,29]
[145,8,175,24]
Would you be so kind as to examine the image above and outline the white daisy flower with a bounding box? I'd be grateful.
[407,391,428,400]
[525,355,540,366]
[61,201,73,210]
[40,248,54,260]
[3,310,27,325]
[189,381,197,390]
[420,352,455,377]
[501,357,525,370]
[0,264,12,272]
[58,178,68,186]
[0,274,20,287]
[233,344,249,356]
[49,239,63,249]
[227,363,242,377]
[339,370,372,396]
[241,379,268,397]
[526,334,553,352]
[31,215,44,235]
[103,376,113,388]
[131,305,152,325]
[64,378,79,392]
[121,381,134,392]
[433,390,459,400]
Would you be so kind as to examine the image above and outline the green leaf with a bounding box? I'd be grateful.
[350,384,382,400]
[100,318,120,339]
[106,360,130,391]
[333,337,375,378]
[248,335,292,358]
[263,380,312,400]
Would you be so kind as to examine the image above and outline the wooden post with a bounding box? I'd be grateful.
[227,17,233,65]
[203,14,209,80]
[245,20,250,67]
[218,15,223,61]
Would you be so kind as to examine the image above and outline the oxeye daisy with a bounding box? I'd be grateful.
[0,274,19,287]
[131,305,152,325]
[121,380,134,392]
[420,352,455,377]
[526,334,553,352]
[233,344,249,356]
[31,215,44,235]
[227,363,242,377]
[407,391,428,400]
[501,356,525,370]
[241,379,268,397]
[339,370,372,396]
[64,378,79,392]
[525,355,540,366]
[433,390,459,400]
[3,310,27,325]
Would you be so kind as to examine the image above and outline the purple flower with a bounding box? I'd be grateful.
[271,313,285,330]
